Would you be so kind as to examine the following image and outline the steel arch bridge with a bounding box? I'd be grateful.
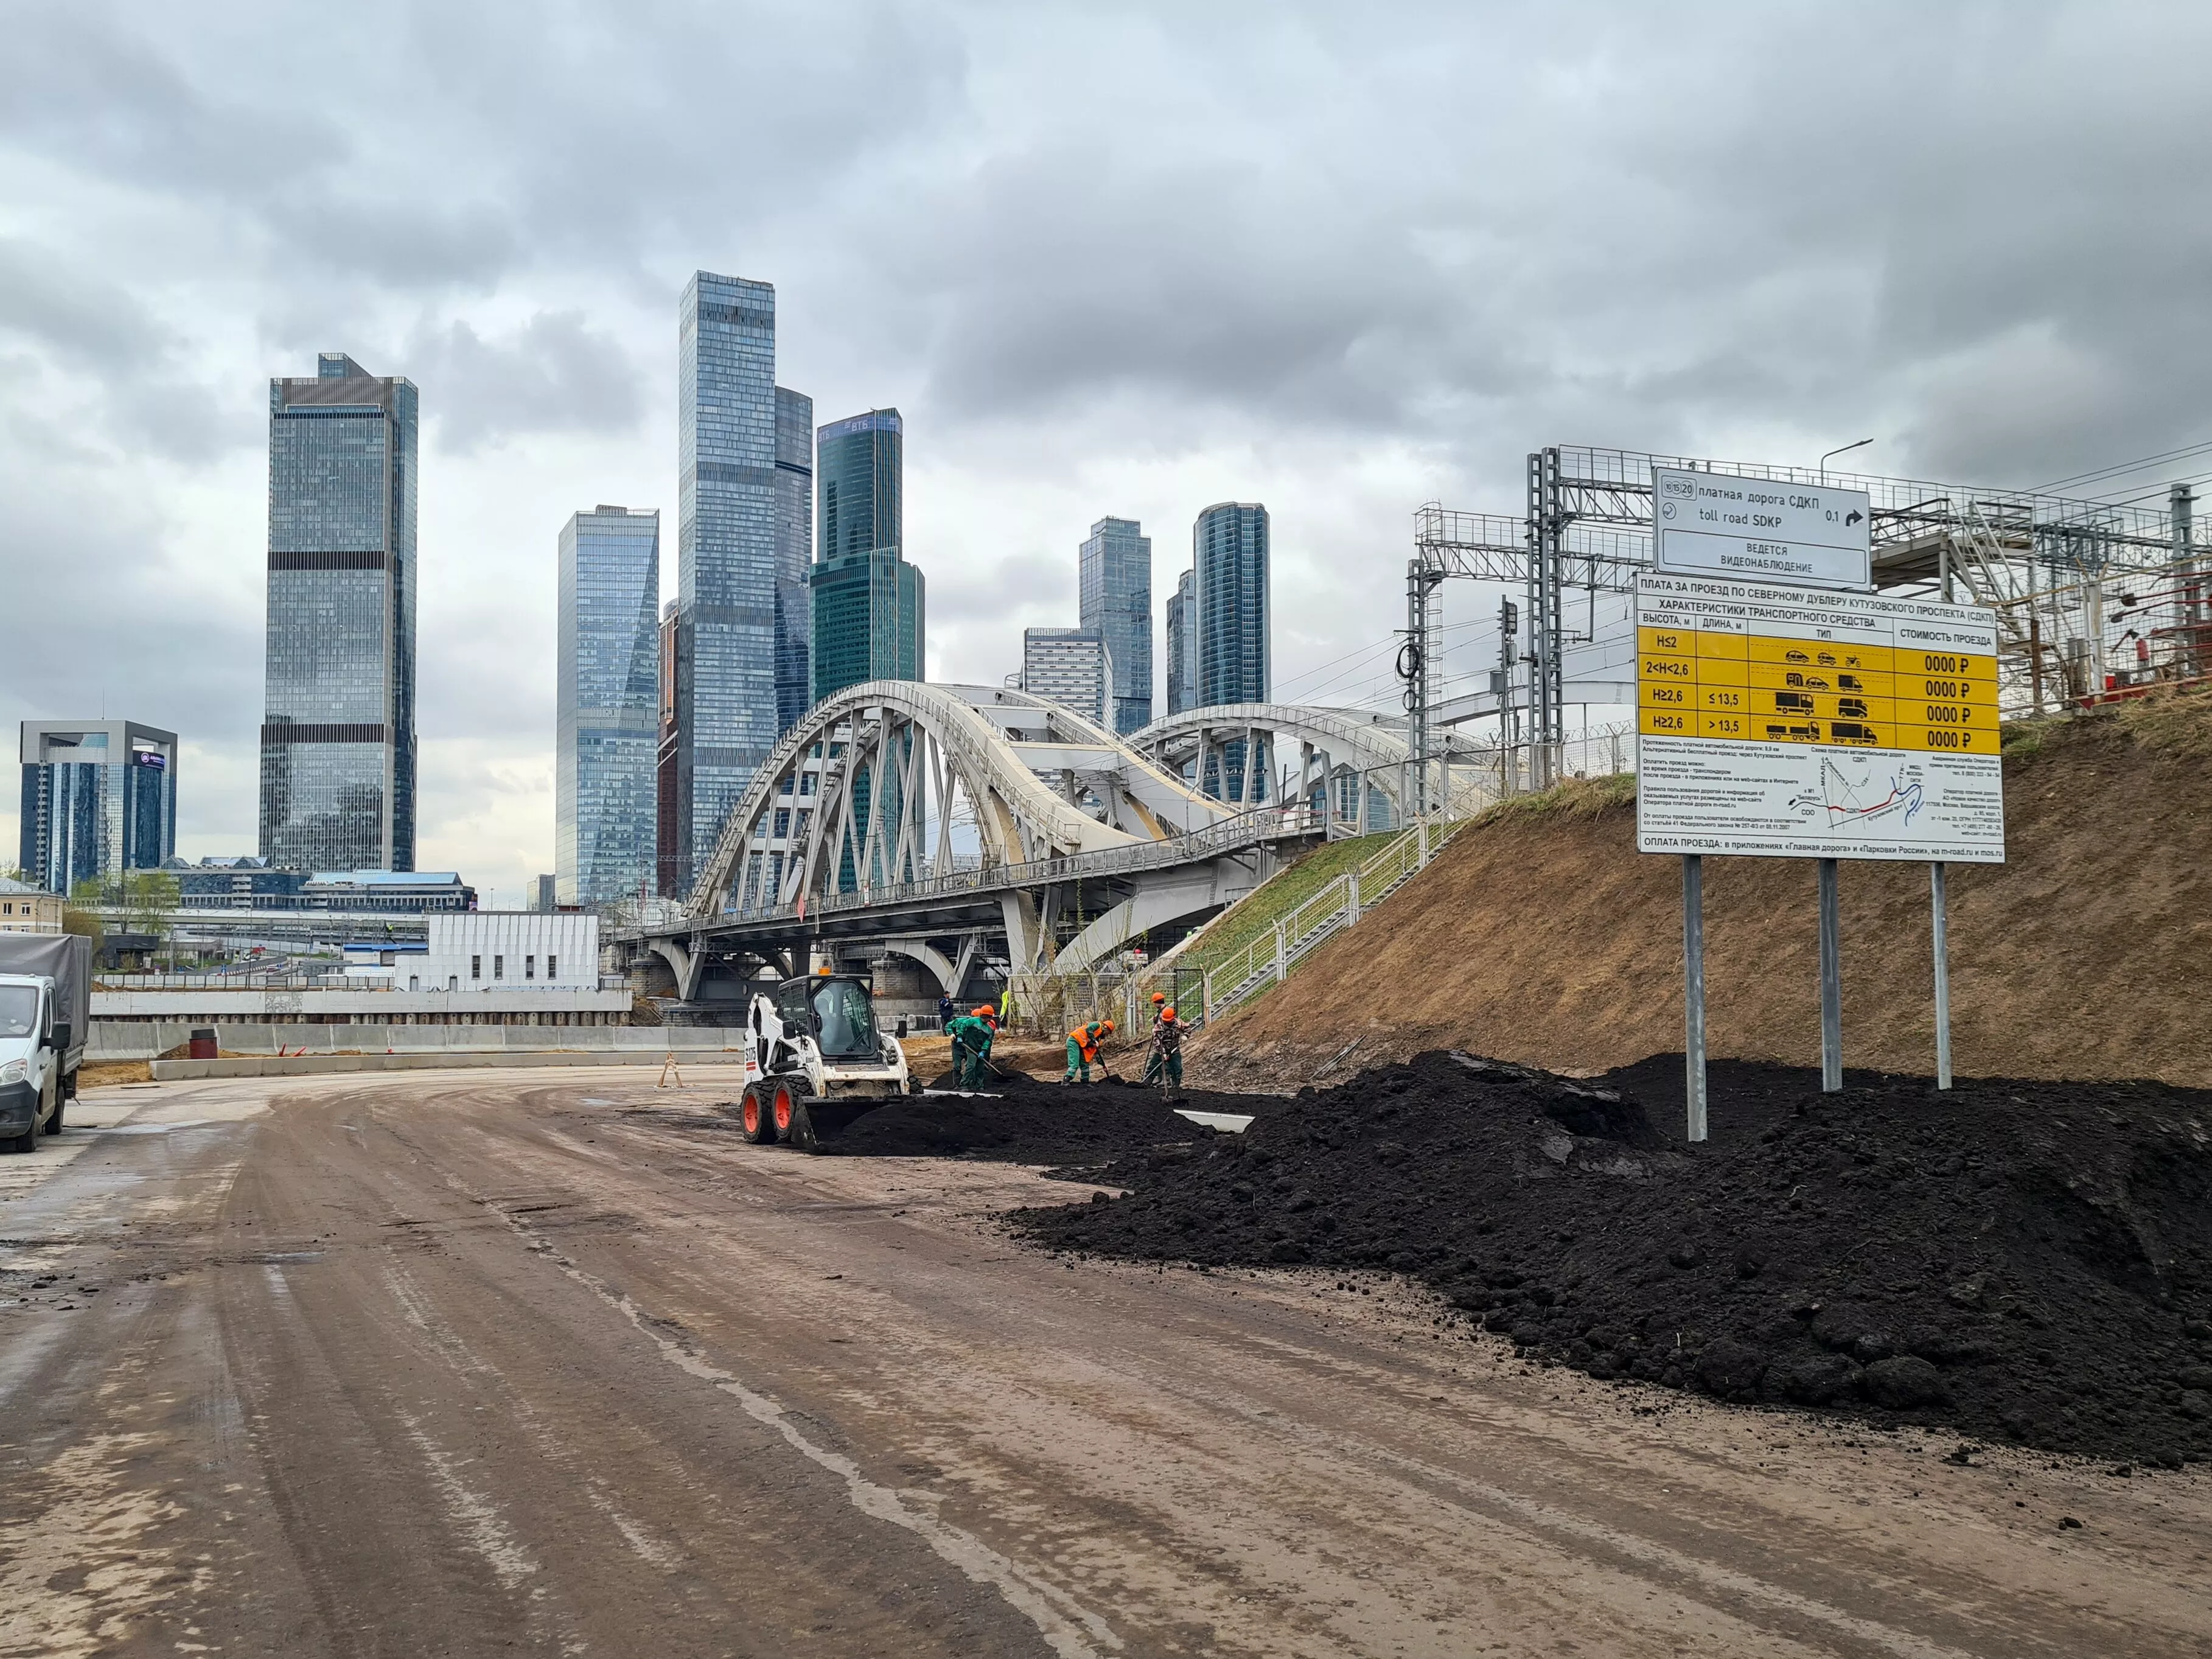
[617,687,1509,1012]
[686,681,1231,921]
[626,683,1329,1006]
[1126,702,1499,826]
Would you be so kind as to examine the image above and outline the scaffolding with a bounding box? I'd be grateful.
[1412,445,2204,786]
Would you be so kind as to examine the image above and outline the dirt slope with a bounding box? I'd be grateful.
[1192,694,2212,1091]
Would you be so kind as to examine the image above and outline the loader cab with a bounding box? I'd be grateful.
[775,974,881,1061]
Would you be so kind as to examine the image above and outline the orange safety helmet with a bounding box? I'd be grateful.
[1151,991,1166,1004]
[973,1005,996,1021]
[1162,1007,1177,1021]
[1100,1018,1115,1035]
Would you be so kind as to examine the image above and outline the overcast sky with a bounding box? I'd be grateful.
[5,1,2209,903]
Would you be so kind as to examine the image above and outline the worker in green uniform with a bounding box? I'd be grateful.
[1063,1018,1115,1083]
[1143,1005,1185,1087]
[946,1007,996,1089]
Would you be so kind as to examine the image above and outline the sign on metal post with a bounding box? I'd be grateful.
[1636,569,2005,1119]
[1635,573,2006,864]
[1652,469,1873,590]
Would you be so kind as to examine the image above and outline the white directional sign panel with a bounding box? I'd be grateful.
[1652,467,1872,591]
[1635,573,2005,863]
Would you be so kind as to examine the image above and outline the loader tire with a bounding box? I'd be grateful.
[738,1084,776,1145]
[770,1081,801,1143]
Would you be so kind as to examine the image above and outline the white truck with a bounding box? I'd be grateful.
[730,972,917,1153]
[0,934,91,1154]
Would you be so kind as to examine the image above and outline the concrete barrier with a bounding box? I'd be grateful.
[148,1049,750,1081]
[96,1022,733,1062]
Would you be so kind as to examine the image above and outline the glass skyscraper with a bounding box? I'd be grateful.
[18,721,177,895]
[671,272,810,892]
[810,409,924,702]
[774,387,814,732]
[1195,501,1271,800]
[1164,568,1198,716]
[556,506,661,907]
[1078,517,1152,735]
[260,352,417,871]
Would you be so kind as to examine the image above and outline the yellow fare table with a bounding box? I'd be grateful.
[1638,626,1998,753]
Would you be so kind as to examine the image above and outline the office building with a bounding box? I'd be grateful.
[0,876,62,934]
[556,506,660,907]
[530,874,558,912]
[297,870,476,912]
[260,352,418,871]
[670,271,808,892]
[811,410,924,701]
[1195,502,1271,799]
[655,600,683,898]
[1079,517,1152,735]
[169,857,308,910]
[166,862,474,913]
[773,388,815,730]
[1022,627,1115,725]
[818,408,901,560]
[1164,568,1198,716]
[19,720,177,895]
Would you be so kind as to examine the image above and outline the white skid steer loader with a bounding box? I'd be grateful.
[730,973,917,1153]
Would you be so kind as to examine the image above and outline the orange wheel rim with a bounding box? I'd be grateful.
[742,1094,760,1133]
[773,1086,794,1130]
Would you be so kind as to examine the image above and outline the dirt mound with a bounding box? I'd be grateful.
[826,1078,1267,1164]
[1015,1049,2212,1464]
[1192,697,2212,1091]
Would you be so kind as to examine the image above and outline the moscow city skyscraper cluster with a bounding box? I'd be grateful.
[245,269,1271,913]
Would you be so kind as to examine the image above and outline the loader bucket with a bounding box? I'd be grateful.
[781,1095,890,1154]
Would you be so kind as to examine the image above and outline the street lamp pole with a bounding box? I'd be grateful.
[1819,437,1873,481]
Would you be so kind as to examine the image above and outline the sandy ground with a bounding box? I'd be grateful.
[1,1068,2207,1658]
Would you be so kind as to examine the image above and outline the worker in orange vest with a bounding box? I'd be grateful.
[1063,1018,1115,1083]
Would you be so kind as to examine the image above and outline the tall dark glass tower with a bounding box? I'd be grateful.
[1194,501,1271,800]
[557,506,660,907]
[671,271,809,891]
[1079,517,1152,735]
[809,409,924,702]
[773,387,815,732]
[260,352,417,871]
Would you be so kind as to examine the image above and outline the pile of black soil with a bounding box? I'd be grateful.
[1014,1050,2212,1465]
[829,1078,1267,1165]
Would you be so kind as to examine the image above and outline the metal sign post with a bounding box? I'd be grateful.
[1930,862,1953,1089]
[1817,857,1842,1091]
[1636,568,2004,1125]
[1683,854,1708,1142]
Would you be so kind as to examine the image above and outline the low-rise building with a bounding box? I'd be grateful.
[0,876,63,934]
[417,912,599,994]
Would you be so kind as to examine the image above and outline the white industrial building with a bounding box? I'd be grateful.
[416,912,600,993]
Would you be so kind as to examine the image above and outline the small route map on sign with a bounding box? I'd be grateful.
[1634,573,2006,862]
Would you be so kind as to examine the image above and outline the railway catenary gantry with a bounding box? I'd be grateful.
[1414,444,2204,791]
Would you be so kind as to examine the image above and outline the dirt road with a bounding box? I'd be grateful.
[2,1072,2208,1657]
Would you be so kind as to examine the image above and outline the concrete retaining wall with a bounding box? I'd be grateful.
[94,1022,734,1061]
[148,1049,751,1081]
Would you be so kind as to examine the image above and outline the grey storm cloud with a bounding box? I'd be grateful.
[8,0,2212,884]
[411,312,646,454]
